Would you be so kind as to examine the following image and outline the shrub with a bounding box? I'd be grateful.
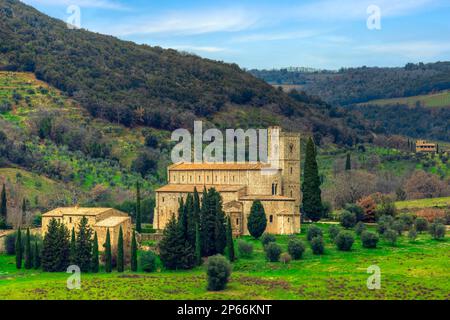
[206,255,231,291]
[354,222,367,236]
[357,195,377,222]
[32,214,42,227]
[247,200,267,239]
[140,250,158,272]
[237,240,253,258]
[429,222,446,240]
[384,229,398,245]
[361,231,379,248]
[280,253,292,264]
[335,231,355,251]
[376,196,397,218]
[397,213,414,229]
[377,215,394,235]
[414,217,429,233]
[265,242,282,262]
[310,236,324,255]
[392,220,406,235]
[328,225,340,241]
[445,211,450,225]
[307,225,323,241]
[5,233,17,255]
[340,210,357,229]
[261,233,276,247]
[408,228,418,241]
[287,238,306,260]
[0,217,7,230]
[344,204,365,222]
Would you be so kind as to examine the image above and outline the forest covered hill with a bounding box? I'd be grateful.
[250,62,450,105]
[0,0,363,146]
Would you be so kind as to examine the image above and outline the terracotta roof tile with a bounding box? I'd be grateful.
[42,207,114,217]
[168,162,273,171]
[156,184,246,193]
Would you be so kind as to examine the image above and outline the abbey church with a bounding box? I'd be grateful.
[154,127,301,236]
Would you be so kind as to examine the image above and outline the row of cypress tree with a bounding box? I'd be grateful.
[159,187,235,270]
[14,227,41,270]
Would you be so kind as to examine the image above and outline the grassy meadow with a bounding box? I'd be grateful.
[0,223,448,300]
[359,90,450,108]
[396,197,450,210]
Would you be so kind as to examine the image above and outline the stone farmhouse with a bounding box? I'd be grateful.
[41,207,132,253]
[416,140,437,153]
[154,127,301,236]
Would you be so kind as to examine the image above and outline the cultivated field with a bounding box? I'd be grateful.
[0,224,448,300]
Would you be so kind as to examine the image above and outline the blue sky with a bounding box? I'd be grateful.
[22,0,450,70]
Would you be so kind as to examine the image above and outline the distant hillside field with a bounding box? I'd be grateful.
[396,197,450,210]
[359,90,450,108]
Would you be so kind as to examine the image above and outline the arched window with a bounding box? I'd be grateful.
[289,143,294,155]
[269,215,273,223]
[272,182,278,195]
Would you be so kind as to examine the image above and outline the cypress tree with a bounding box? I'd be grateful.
[131,230,138,272]
[193,187,201,225]
[136,181,142,233]
[301,137,323,222]
[117,226,124,272]
[75,216,93,272]
[177,197,187,237]
[104,229,112,273]
[91,232,99,273]
[247,200,267,239]
[185,193,196,247]
[225,216,235,262]
[15,227,22,269]
[69,227,76,265]
[24,228,32,269]
[200,188,216,256]
[33,241,40,269]
[194,223,202,266]
[345,153,351,171]
[159,214,195,270]
[213,190,227,255]
[42,218,70,272]
[0,183,7,219]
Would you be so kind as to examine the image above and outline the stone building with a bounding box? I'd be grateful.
[416,140,437,153]
[154,127,301,236]
[41,207,132,253]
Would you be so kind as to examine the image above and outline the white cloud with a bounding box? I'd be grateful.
[103,8,259,37]
[359,41,450,59]
[232,30,321,42]
[21,0,127,10]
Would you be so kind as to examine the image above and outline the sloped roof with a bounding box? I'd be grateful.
[168,162,273,171]
[42,207,115,217]
[95,216,130,228]
[156,184,246,193]
[239,195,295,201]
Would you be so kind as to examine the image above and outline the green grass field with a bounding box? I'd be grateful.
[359,90,450,108]
[1,224,448,300]
[395,197,450,210]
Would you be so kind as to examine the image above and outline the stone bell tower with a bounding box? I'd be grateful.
[268,126,301,212]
